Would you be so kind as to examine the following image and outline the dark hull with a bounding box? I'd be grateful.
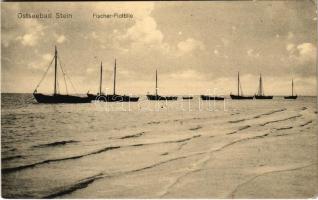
[33,93,91,104]
[147,95,178,101]
[284,95,297,99]
[200,95,224,100]
[182,97,193,100]
[87,93,139,102]
[230,94,254,100]
[254,95,273,99]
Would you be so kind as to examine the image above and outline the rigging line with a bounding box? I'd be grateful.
[57,55,78,94]
[57,55,69,95]
[34,56,55,91]
[66,73,78,94]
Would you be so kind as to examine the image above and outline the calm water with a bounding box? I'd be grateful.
[1,93,317,198]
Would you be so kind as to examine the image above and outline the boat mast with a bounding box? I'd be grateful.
[113,59,116,95]
[259,73,263,96]
[99,62,103,95]
[155,69,158,96]
[54,46,58,95]
[238,72,240,96]
[292,79,294,96]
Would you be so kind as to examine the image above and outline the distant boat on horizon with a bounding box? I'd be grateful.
[33,46,91,104]
[200,95,224,101]
[254,73,273,99]
[230,72,254,100]
[87,59,139,102]
[284,79,297,99]
[147,70,178,100]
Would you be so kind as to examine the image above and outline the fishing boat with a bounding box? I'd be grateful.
[200,95,224,100]
[284,79,297,99]
[87,62,107,101]
[182,96,193,100]
[254,73,273,99]
[147,70,178,100]
[33,46,91,103]
[87,59,139,102]
[230,72,253,100]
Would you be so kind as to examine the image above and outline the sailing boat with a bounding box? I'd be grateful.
[254,73,273,99]
[33,46,91,103]
[88,59,139,102]
[87,62,108,101]
[230,72,253,100]
[107,59,139,102]
[284,79,297,99]
[200,95,224,100]
[147,70,178,100]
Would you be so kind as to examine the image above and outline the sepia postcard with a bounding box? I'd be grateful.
[1,0,317,199]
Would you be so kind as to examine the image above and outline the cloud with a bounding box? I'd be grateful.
[16,33,38,46]
[1,2,316,95]
[15,20,45,46]
[115,4,171,56]
[287,42,316,64]
[28,53,53,71]
[177,38,205,55]
[124,16,164,45]
[56,35,66,43]
[296,42,316,63]
[286,42,316,77]
[42,53,53,61]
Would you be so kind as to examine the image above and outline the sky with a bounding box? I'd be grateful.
[1,1,317,96]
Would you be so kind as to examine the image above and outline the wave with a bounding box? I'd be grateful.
[119,132,144,139]
[44,173,104,198]
[2,135,202,174]
[228,109,287,124]
[2,155,23,161]
[275,126,293,131]
[226,131,237,135]
[299,120,313,127]
[229,119,246,123]
[189,126,202,131]
[2,146,120,174]
[226,125,251,135]
[32,140,79,148]
[253,108,287,119]
[147,121,161,125]
[260,115,302,126]
[145,116,213,127]
[40,128,310,198]
[132,135,202,147]
[238,125,250,131]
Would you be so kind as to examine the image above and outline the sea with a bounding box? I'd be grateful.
[1,93,317,198]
